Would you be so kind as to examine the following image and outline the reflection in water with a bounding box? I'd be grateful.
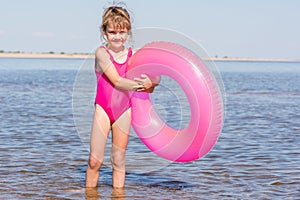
[111,188,126,199]
[85,187,125,200]
[85,187,101,200]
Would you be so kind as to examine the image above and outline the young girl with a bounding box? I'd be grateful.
[85,5,158,188]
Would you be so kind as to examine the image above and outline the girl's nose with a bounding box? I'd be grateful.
[114,33,122,39]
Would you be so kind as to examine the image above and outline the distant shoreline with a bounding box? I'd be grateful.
[206,57,300,63]
[0,52,299,63]
[0,52,92,59]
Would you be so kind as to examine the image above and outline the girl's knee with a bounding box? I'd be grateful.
[88,155,102,170]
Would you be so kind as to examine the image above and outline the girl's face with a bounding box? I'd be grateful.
[105,24,128,50]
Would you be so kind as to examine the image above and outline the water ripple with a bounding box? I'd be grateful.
[0,60,299,199]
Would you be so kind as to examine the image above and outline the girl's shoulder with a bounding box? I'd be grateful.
[95,46,111,64]
[95,46,108,57]
[95,46,112,71]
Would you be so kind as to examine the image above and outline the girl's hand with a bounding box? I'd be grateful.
[134,74,153,90]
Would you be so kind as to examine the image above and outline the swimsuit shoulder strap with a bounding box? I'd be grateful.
[127,47,132,58]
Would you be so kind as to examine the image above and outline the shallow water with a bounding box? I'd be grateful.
[0,58,299,199]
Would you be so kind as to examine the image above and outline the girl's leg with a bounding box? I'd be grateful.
[111,108,131,188]
[86,105,111,187]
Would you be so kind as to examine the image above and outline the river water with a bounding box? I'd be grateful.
[0,58,299,199]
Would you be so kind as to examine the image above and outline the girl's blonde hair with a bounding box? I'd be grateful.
[101,5,132,37]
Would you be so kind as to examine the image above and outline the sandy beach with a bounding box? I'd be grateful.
[0,52,92,59]
[0,52,299,63]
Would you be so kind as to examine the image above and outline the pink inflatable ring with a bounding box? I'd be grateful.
[127,41,224,162]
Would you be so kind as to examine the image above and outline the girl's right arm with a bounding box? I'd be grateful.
[95,48,147,91]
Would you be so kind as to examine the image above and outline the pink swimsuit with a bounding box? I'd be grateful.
[95,46,132,124]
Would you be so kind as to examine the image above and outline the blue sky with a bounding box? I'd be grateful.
[1,0,299,59]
